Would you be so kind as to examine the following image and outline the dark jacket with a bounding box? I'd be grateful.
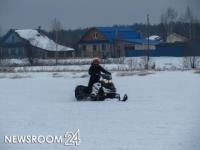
[88,65,111,92]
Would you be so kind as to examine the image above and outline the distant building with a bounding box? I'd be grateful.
[124,34,190,57]
[126,33,195,57]
[166,33,187,43]
[78,27,159,58]
[0,29,75,59]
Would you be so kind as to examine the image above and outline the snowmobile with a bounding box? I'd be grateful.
[75,74,128,101]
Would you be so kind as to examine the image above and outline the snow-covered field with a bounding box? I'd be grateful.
[0,71,200,150]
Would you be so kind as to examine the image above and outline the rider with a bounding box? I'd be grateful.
[88,58,111,93]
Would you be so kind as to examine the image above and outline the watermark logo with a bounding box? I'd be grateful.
[4,129,81,146]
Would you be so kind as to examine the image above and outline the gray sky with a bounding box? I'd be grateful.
[0,0,200,33]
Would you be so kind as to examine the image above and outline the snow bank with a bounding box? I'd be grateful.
[1,57,199,72]
[13,64,128,72]
[0,59,30,67]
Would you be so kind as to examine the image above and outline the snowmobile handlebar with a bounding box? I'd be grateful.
[100,74,112,80]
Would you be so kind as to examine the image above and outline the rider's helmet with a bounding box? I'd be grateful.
[91,57,100,66]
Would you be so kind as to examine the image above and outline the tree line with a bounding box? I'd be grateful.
[39,6,199,49]
[39,6,199,68]
[0,6,199,49]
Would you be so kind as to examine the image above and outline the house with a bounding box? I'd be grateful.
[124,33,190,57]
[166,33,187,43]
[0,29,75,60]
[78,27,159,58]
[123,38,160,50]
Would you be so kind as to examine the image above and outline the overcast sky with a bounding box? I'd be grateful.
[0,0,200,33]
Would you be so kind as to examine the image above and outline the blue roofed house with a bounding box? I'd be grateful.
[78,27,159,58]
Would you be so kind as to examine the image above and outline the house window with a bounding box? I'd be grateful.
[59,52,65,58]
[102,44,106,50]
[82,45,86,51]
[16,48,20,57]
[13,48,16,57]
[0,48,2,57]
[48,52,54,58]
[21,47,25,58]
[8,48,11,57]
[93,45,97,51]
[93,32,98,39]
[10,48,17,58]
[12,36,15,42]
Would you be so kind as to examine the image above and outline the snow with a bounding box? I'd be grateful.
[13,64,126,72]
[150,57,183,69]
[1,57,194,71]
[0,59,30,66]
[15,29,74,51]
[147,35,162,41]
[0,71,200,150]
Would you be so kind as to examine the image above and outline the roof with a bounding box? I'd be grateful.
[167,33,187,40]
[96,27,141,42]
[148,35,162,41]
[15,29,74,51]
[79,27,161,45]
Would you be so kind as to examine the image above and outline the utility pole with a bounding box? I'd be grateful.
[146,14,150,69]
[55,28,58,65]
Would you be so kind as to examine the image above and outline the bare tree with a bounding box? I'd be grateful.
[181,6,200,69]
[127,58,138,71]
[161,7,178,38]
[180,6,194,38]
[145,14,150,69]
[51,18,62,65]
[0,26,2,64]
[0,26,2,37]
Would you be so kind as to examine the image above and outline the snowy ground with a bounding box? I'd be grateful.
[0,71,200,150]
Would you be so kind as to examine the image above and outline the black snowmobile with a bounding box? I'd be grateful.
[75,74,128,101]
